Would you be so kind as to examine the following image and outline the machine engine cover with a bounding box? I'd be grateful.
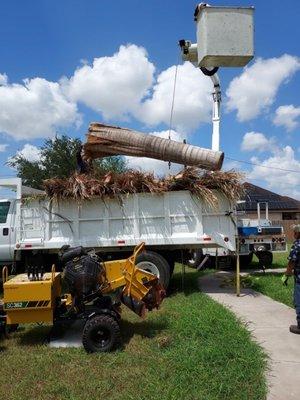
[63,248,103,298]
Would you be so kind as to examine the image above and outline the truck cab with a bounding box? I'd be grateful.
[0,178,47,266]
[0,198,16,265]
[0,178,23,265]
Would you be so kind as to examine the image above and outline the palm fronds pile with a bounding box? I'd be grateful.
[43,168,244,207]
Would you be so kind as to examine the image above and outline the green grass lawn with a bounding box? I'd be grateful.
[0,267,267,400]
[250,273,294,308]
[248,248,294,308]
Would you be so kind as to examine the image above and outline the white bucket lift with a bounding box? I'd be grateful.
[195,4,254,68]
[179,3,254,151]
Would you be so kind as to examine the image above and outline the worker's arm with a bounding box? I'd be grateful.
[286,243,297,275]
[285,260,295,276]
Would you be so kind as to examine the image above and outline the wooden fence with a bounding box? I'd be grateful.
[272,220,298,242]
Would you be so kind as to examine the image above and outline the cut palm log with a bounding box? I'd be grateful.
[84,123,224,171]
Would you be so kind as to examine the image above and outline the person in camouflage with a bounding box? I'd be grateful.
[285,225,300,334]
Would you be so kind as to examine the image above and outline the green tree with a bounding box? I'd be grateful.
[94,156,127,176]
[8,135,127,189]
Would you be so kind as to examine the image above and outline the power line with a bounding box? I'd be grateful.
[168,64,179,140]
[225,156,300,174]
[167,53,181,170]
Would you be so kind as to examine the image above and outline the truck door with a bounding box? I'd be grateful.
[0,200,13,263]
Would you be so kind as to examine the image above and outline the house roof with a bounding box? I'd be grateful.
[240,183,300,211]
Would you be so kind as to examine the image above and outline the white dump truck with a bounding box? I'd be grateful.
[0,178,236,287]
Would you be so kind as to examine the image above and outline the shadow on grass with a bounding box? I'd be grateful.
[251,271,287,278]
[249,261,285,270]
[173,266,269,298]
[17,325,51,346]
[0,345,7,352]
[16,318,168,348]
[168,268,210,297]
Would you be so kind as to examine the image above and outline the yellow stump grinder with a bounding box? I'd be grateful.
[0,243,165,352]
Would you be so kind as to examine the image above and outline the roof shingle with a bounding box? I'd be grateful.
[240,183,300,211]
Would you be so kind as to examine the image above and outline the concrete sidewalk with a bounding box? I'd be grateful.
[199,271,300,400]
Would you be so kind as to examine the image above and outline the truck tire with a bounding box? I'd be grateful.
[161,252,176,276]
[256,251,273,268]
[136,251,170,289]
[82,315,121,353]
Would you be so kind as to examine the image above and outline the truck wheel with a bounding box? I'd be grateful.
[82,315,121,353]
[136,251,170,289]
[256,251,273,268]
[185,249,203,268]
[239,253,253,268]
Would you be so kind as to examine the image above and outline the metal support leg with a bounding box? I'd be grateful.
[181,250,185,292]
[236,237,240,297]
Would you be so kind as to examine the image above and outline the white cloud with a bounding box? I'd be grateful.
[64,44,155,120]
[15,144,42,162]
[273,104,300,131]
[136,62,212,133]
[241,131,275,152]
[248,146,300,199]
[0,44,214,142]
[2,45,298,155]
[223,160,241,170]
[226,54,300,121]
[65,49,212,133]
[125,130,185,176]
[0,73,8,86]
[0,144,8,152]
[0,77,80,140]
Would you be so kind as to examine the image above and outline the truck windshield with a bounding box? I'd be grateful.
[0,202,10,223]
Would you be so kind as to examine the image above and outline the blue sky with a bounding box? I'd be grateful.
[0,0,299,198]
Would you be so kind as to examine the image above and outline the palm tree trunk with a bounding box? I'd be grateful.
[84,123,224,171]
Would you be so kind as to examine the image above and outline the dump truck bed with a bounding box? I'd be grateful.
[17,190,235,252]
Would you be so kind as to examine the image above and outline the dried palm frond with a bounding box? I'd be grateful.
[43,168,244,208]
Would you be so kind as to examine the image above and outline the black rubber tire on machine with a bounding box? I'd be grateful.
[82,314,121,353]
[256,251,273,268]
[136,251,170,289]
